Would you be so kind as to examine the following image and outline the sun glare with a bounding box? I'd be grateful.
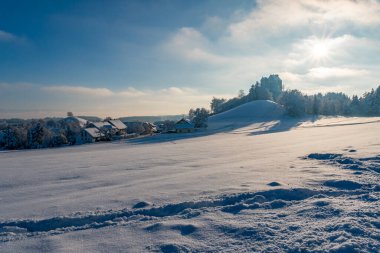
[310,40,330,61]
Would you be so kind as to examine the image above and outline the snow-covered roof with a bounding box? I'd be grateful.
[108,120,127,130]
[64,116,88,127]
[84,128,103,138]
[175,118,195,129]
[89,122,115,130]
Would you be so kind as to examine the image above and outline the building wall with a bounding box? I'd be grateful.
[80,131,96,143]
[176,128,195,133]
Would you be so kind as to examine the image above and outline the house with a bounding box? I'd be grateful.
[107,119,127,135]
[79,127,104,143]
[88,121,116,132]
[124,121,145,134]
[124,121,156,135]
[88,121,113,129]
[87,122,116,140]
[174,118,195,133]
[64,116,88,128]
[144,122,157,134]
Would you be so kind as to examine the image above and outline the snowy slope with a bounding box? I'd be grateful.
[0,116,379,252]
[208,100,285,131]
[210,100,285,121]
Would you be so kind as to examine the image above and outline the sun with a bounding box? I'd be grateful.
[312,42,328,58]
[310,39,331,61]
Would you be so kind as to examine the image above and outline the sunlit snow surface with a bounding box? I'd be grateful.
[1,104,379,252]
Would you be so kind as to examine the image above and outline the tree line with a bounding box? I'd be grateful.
[0,118,72,150]
[208,74,380,117]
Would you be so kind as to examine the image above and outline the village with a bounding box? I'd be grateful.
[0,115,198,149]
[65,116,197,144]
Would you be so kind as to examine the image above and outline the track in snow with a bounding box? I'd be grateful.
[1,152,379,252]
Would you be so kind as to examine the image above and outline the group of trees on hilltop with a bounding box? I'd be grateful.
[209,74,380,117]
[210,75,284,114]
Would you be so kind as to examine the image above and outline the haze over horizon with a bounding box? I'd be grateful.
[1,0,380,119]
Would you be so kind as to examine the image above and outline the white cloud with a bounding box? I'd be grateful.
[307,67,369,80]
[226,0,380,45]
[118,87,147,97]
[2,83,224,118]
[42,85,115,97]
[164,27,229,65]
[22,84,232,118]
[161,87,190,95]
[200,16,227,38]
[41,85,205,99]
[161,0,380,95]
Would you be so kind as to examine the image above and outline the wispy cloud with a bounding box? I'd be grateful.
[307,67,369,80]
[160,87,198,96]
[42,85,115,97]
[164,27,228,65]
[40,85,205,99]
[0,83,233,118]
[0,30,24,43]
[118,87,147,97]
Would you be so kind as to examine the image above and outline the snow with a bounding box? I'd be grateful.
[108,120,127,130]
[89,121,115,130]
[0,103,379,252]
[63,116,88,128]
[208,100,285,131]
[83,127,103,139]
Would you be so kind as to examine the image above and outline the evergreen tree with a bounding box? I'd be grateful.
[248,82,260,101]
[350,95,361,115]
[278,90,306,116]
[5,126,27,149]
[28,121,44,148]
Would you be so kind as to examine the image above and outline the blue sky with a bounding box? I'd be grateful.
[1,0,380,118]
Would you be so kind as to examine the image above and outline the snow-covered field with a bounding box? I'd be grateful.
[1,101,380,252]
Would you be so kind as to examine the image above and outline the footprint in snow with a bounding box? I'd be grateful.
[267,182,281,187]
[133,201,150,209]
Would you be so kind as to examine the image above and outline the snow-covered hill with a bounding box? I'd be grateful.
[208,100,286,132]
[210,100,285,121]
[0,116,379,252]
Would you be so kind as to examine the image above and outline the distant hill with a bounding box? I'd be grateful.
[119,115,184,123]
